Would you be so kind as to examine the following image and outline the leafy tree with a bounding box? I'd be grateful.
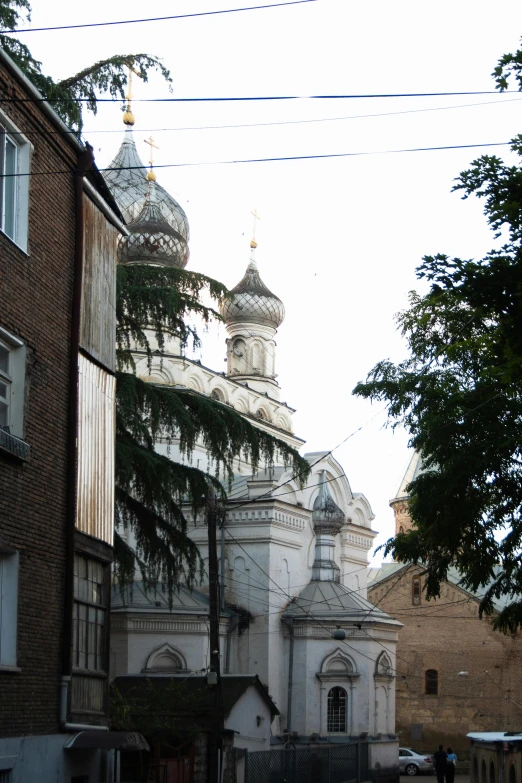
[353,41,522,633]
[0,0,310,593]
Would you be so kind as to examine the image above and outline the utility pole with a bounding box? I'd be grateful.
[206,485,223,783]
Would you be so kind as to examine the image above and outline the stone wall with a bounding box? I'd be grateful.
[368,565,522,754]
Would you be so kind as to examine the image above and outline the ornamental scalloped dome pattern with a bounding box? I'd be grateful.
[221,259,285,329]
[104,132,190,246]
[312,473,345,534]
[118,184,189,269]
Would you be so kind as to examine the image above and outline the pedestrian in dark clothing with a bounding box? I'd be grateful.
[446,747,457,783]
[434,745,447,783]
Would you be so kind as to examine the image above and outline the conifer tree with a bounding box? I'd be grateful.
[0,0,310,593]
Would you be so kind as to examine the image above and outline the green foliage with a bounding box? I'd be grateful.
[110,678,202,740]
[0,1,171,132]
[115,265,310,594]
[492,36,522,92]
[114,265,310,591]
[353,50,522,632]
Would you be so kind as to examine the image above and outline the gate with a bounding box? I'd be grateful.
[246,742,368,783]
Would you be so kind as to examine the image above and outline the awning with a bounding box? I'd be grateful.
[64,731,149,751]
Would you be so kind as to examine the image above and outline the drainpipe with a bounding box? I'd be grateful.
[286,618,294,733]
[60,675,108,732]
[62,145,94,725]
[225,614,239,674]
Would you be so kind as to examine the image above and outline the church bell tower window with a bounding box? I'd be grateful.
[327,686,347,733]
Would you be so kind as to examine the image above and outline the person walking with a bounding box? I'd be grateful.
[446,747,458,783]
[434,745,448,783]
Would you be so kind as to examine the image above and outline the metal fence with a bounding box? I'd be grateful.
[246,742,369,783]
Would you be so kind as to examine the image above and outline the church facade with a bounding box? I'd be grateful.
[105,115,401,775]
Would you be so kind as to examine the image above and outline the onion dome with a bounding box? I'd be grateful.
[104,130,190,255]
[312,472,345,534]
[221,252,285,329]
[118,182,189,269]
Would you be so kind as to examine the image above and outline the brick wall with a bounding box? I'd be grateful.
[0,58,78,736]
[369,563,522,754]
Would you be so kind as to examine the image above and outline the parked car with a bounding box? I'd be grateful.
[399,748,434,776]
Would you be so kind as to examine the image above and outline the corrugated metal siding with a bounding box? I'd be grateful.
[76,354,115,545]
[80,196,118,371]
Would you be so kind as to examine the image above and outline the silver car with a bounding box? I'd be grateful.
[399,748,434,776]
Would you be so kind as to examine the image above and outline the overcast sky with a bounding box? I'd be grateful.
[21,0,522,561]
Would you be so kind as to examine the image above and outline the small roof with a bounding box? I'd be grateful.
[283,580,401,626]
[112,582,231,615]
[64,731,149,751]
[468,732,522,743]
[113,674,280,719]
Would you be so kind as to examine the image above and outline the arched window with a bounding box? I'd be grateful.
[509,765,516,783]
[327,687,347,733]
[481,760,487,783]
[399,526,405,534]
[490,761,495,783]
[425,669,438,695]
[211,388,224,402]
[473,758,479,783]
[412,577,421,606]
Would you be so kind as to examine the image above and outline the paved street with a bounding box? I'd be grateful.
[401,776,470,783]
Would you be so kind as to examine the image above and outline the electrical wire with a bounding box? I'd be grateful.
[4,96,521,138]
[0,0,317,34]
[2,141,511,179]
[1,91,518,104]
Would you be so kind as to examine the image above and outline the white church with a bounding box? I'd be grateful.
[104,114,401,772]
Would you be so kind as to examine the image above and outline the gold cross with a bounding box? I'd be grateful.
[251,208,261,245]
[144,135,159,181]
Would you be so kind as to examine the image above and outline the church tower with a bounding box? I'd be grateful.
[221,238,285,400]
[390,451,424,536]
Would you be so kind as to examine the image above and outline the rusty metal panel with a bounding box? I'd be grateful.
[80,195,118,372]
[76,354,115,545]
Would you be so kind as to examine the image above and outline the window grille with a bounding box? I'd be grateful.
[73,555,107,672]
[0,770,12,783]
[425,669,438,695]
[327,686,347,733]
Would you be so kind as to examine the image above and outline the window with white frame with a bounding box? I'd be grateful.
[0,549,19,668]
[0,327,26,448]
[0,114,31,252]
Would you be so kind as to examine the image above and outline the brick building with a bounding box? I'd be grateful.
[368,453,522,755]
[0,48,132,782]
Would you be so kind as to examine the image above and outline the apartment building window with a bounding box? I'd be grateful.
[0,327,28,460]
[73,555,107,673]
[0,549,19,668]
[0,114,30,252]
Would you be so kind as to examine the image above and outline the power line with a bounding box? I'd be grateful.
[1,91,518,105]
[0,0,317,34]
[5,97,522,138]
[3,141,511,179]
